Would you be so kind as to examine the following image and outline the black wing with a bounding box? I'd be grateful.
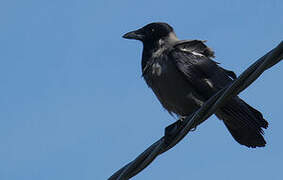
[173,40,215,58]
[171,40,268,148]
[170,40,234,99]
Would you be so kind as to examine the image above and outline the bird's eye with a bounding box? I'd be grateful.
[151,28,155,32]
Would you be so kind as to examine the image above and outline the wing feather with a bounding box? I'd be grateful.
[170,41,234,99]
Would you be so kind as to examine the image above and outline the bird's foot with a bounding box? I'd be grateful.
[190,126,197,132]
[164,119,184,145]
[180,116,197,132]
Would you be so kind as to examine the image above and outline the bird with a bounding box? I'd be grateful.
[122,22,268,148]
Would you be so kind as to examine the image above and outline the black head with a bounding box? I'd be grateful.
[123,22,174,44]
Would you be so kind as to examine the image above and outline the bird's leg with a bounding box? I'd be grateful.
[164,120,182,145]
[164,114,198,144]
[190,126,197,132]
[164,118,185,145]
[179,116,186,121]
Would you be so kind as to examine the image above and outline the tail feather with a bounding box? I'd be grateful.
[224,124,266,148]
[216,97,268,148]
[241,100,268,129]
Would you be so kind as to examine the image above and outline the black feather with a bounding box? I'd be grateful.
[123,22,268,148]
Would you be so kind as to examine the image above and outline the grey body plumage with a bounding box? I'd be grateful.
[123,22,268,148]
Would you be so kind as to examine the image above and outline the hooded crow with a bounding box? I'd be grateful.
[123,22,268,148]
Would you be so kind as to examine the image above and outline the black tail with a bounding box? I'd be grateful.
[215,97,268,148]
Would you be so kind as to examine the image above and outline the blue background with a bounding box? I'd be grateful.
[0,0,282,179]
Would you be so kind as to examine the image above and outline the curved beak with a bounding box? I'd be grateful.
[122,29,144,41]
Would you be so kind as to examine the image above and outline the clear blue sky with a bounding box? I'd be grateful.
[0,0,282,180]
